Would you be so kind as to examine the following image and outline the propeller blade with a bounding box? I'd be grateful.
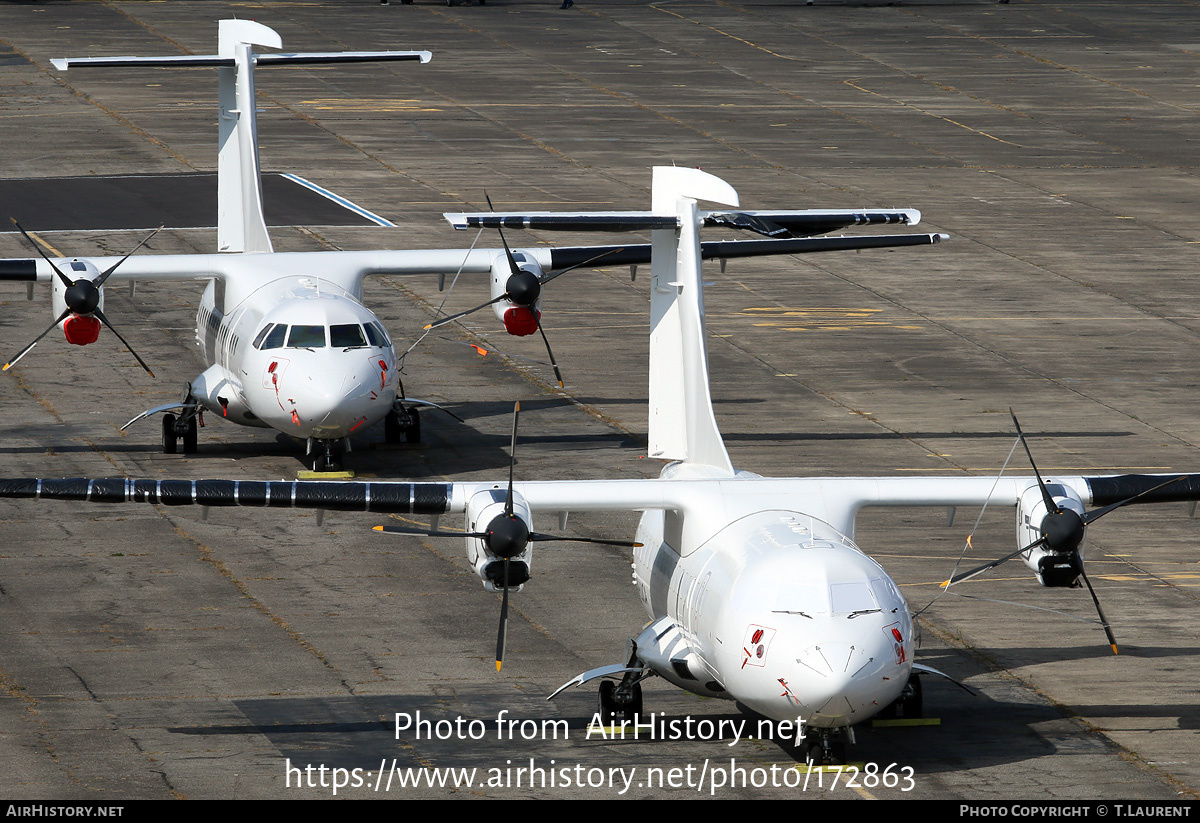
[506,401,520,517]
[485,192,523,280]
[374,525,489,539]
[92,307,155,378]
[3,308,71,372]
[423,294,508,330]
[496,557,510,672]
[528,532,643,548]
[10,218,72,289]
[1078,565,1118,655]
[95,224,164,287]
[944,535,1045,587]
[534,315,564,388]
[1011,409,1059,515]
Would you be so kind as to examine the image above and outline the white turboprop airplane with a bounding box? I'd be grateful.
[0,20,943,472]
[4,166,1199,763]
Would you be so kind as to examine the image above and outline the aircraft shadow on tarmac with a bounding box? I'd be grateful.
[153,670,1172,775]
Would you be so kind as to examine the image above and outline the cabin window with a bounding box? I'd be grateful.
[287,325,326,348]
[330,323,367,348]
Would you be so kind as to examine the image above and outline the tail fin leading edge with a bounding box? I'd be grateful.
[647,167,737,474]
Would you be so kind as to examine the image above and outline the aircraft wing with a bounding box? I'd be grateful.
[0,232,946,291]
[2,471,1199,539]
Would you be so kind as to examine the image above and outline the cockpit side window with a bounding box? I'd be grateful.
[252,324,274,349]
[287,325,326,348]
[256,324,288,350]
[330,324,367,348]
[365,321,391,348]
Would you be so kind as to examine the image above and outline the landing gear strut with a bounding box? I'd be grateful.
[312,441,344,473]
[803,733,846,767]
[385,404,421,444]
[161,390,200,455]
[878,673,923,719]
[597,644,645,723]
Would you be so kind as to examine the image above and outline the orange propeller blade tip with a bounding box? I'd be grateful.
[940,579,950,589]
[372,525,385,531]
[470,344,488,356]
[495,661,502,672]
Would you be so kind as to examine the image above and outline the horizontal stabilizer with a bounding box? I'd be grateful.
[444,212,679,232]
[546,232,947,271]
[444,208,920,237]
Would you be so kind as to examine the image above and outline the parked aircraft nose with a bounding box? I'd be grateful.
[258,350,393,438]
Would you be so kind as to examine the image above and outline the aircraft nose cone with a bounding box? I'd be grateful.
[791,638,905,727]
[267,353,389,438]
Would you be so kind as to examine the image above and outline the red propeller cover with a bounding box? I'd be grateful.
[502,307,539,337]
[63,315,101,346]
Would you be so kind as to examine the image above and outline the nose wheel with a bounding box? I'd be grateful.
[312,442,344,473]
[803,735,846,767]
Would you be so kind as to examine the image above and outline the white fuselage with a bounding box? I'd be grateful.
[193,275,399,441]
[630,464,914,728]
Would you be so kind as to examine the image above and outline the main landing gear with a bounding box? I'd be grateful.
[385,404,421,444]
[161,391,201,455]
[597,645,645,723]
[877,673,923,720]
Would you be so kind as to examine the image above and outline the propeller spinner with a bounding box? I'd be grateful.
[424,196,624,388]
[375,401,640,670]
[3,219,162,377]
[944,410,1186,654]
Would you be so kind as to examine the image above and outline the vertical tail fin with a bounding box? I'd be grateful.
[52,21,431,256]
[217,20,280,254]
[647,167,737,474]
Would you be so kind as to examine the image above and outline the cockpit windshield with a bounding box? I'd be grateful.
[287,325,326,348]
[253,322,392,351]
[331,324,371,348]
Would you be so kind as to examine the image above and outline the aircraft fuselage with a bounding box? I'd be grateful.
[632,465,914,728]
[193,275,399,442]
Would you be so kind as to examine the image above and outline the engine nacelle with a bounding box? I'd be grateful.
[465,487,534,593]
[1016,482,1087,587]
[51,259,105,344]
[489,252,544,336]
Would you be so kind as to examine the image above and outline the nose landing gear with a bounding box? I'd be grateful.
[310,439,346,473]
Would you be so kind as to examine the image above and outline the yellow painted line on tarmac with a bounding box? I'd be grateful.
[26,231,63,257]
[872,718,940,728]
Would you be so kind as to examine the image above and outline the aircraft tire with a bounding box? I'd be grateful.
[182,415,198,454]
[405,407,421,443]
[162,414,178,455]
